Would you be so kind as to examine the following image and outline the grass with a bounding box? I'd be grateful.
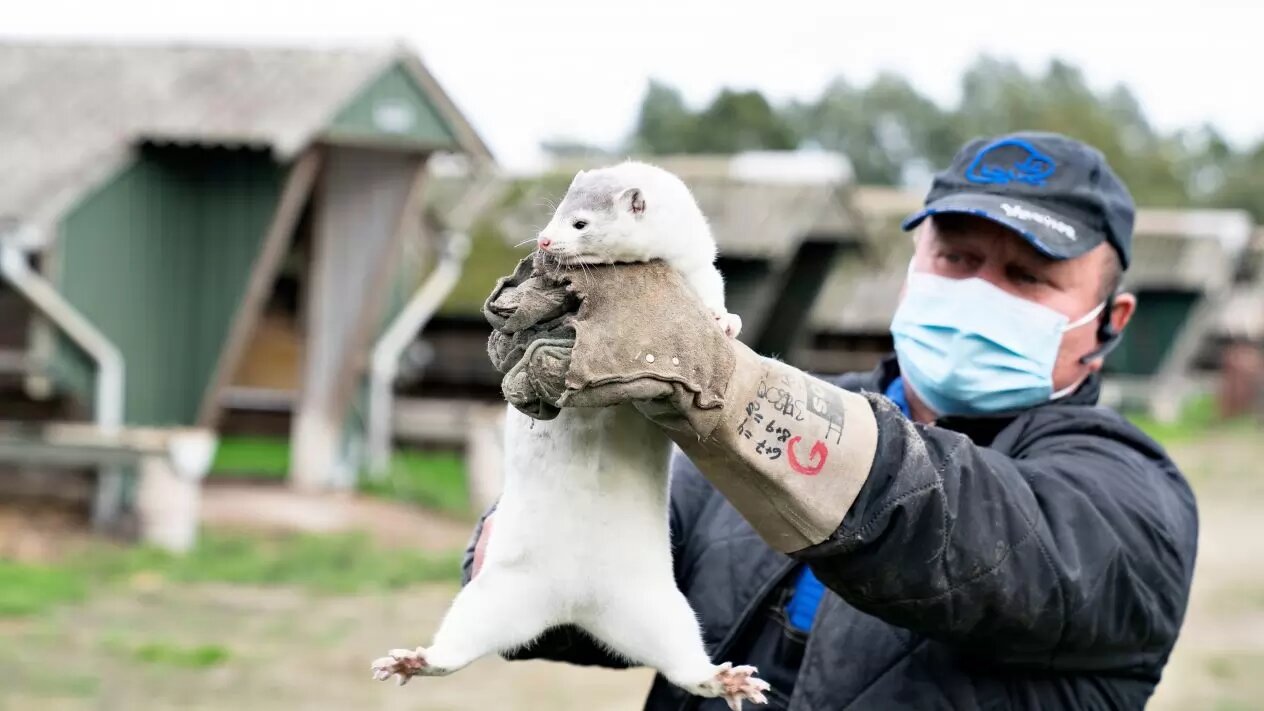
[0,560,86,616]
[0,531,462,618]
[1124,393,1259,447]
[1202,653,1264,711]
[76,531,464,593]
[358,448,470,515]
[210,436,291,479]
[132,642,232,668]
[210,436,471,517]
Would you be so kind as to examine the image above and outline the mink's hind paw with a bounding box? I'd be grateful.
[371,647,430,686]
[692,662,770,710]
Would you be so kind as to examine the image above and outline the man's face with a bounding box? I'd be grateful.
[907,214,1136,397]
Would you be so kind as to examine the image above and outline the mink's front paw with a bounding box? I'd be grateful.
[713,311,743,339]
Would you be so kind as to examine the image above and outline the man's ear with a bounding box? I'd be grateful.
[1111,292,1137,335]
[619,187,645,216]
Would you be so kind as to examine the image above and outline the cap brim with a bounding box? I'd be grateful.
[901,194,1102,261]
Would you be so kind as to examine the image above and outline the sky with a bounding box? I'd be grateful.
[5,0,1263,171]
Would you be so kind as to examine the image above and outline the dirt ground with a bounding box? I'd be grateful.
[0,582,654,711]
[197,481,475,553]
[1,429,1261,710]
[1146,430,1264,711]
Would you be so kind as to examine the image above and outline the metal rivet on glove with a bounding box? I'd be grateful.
[645,354,655,363]
[671,357,680,366]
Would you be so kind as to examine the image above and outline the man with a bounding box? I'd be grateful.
[465,131,1198,710]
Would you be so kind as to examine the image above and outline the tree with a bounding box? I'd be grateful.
[1207,140,1264,220]
[629,80,697,155]
[628,82,797,155]
[688,89,798,153]
[786,73,956,185]
[952,56,1189,206]
[614,59,1260,220]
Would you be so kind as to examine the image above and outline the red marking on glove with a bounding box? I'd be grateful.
[786,436,828,476]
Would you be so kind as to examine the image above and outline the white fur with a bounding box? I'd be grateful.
[536,160,732,322]
[374,162,764,705]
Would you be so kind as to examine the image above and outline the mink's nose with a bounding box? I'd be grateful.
[537,236,552,249]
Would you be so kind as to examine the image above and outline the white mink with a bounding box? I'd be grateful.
[372,161,766,709]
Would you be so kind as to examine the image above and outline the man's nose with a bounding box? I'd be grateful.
[537,236,552,249]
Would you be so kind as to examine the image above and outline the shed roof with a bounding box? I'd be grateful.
[0,40,491,246]
[424,152,862,316]
[428,152,862,260]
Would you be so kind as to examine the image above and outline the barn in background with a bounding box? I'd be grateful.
[0,41,491,514]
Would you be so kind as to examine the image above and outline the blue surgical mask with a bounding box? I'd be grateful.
[890,270,1105,417]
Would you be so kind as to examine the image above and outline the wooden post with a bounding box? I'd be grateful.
[134,455,200,552]
[290,147,424,491]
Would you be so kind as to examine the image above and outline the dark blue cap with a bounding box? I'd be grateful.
[902,131,1135,270]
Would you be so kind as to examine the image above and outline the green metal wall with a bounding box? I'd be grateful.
[378,236,428,334]
[327,63,459,149]
[52,145,285,426]
[1104,290,1200,376]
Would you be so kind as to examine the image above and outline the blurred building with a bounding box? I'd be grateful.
[0,41,490,532]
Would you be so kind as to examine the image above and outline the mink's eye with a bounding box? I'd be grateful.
[573,220,587,230]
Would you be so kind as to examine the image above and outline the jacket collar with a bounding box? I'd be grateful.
[869,353,1103,447]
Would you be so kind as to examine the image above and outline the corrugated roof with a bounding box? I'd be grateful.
[0,40,491,245]
[425,152,862,260]
[1133,208,1255,254]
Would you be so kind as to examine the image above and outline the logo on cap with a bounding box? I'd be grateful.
[964,138,1056,187]
[1000,203,1077,240]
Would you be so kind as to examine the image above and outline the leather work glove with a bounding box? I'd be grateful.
[484,253,879,554]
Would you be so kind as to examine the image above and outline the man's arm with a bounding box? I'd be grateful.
[798,395,1199,667]
[647,350,1194,664]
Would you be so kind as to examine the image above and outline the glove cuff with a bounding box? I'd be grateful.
[662,344,879,553]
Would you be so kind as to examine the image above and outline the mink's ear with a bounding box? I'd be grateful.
[619,187,645,216]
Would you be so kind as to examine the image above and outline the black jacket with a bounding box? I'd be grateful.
[463,358,1199,710]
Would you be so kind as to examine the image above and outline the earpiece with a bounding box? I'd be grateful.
[1080,292,1122,364]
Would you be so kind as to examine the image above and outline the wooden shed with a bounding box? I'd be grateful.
[0,41,491,492]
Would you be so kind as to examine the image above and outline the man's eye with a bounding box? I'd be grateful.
[573,220,587,230]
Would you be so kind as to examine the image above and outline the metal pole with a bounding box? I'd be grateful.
[366,232,471,476]
[0,240,127,526]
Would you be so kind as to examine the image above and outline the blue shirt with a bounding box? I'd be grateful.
[784,376,909,631]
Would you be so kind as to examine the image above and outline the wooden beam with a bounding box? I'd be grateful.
[328,157,430,422]
[195,150,322,428]
[289,148,424,490]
